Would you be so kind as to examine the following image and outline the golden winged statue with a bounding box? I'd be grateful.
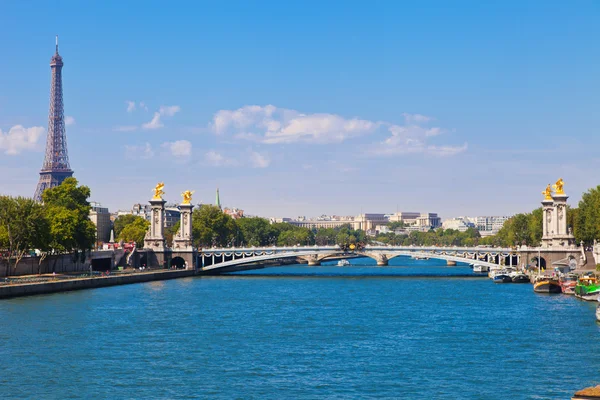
[542,184,552,200]
[152,182,165,200]
[553,178,564,195]
[181,190,194,205]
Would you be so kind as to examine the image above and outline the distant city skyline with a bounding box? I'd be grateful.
[1,1,598,218]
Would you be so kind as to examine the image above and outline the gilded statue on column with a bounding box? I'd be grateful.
[181,190,194,205]
[153,182,165,200]
[553,178,564,195]
[542,184,552,200]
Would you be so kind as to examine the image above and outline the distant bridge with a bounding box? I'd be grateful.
[198,245,518,273]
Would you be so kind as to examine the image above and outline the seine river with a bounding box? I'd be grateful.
[1,258,599,399]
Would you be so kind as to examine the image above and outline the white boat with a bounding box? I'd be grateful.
[412,255,430,260]
[337,259,350,266]
[473,264,489,273]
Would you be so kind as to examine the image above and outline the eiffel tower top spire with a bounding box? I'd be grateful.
[34,37,73,202]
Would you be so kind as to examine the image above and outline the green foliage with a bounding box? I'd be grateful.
[42,177,96,253]
[192,205,239,247]
[113,214,139,237]
[387,221,407,230]
[576,185,600,244]
[0,196,49,270]
[236,217,278,246]
[117,216,150,246]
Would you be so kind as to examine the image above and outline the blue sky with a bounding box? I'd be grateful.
[1,1,599,218]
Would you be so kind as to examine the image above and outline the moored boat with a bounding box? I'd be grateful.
[596,302,600,323]
[493,271,512,283]
[560,273,579,295]
[473,264,489,273]
[533,276,562,293]
[511,273,530,283]
[575,276,600,301]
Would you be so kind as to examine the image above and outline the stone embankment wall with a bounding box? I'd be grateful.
[0,254,91,277]
[0,270,195,299]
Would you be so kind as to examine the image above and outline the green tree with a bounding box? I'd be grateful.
[236,217,276,246]
[117,216,150,246]
[113,214,139,237]
[576,185,600,244]
[42,177,96,255]
[192,205,239,248]
[0,196,49,275]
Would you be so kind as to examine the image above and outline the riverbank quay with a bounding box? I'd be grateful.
[0,269,194,299]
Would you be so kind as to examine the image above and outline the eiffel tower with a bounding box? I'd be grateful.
[34,36,73,202]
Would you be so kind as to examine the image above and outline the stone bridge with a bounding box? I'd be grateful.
[198,245,517,272]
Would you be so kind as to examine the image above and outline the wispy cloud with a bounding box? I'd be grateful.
[126,101,136,113]
[126,101,148,113]
[204,150,237,167]
[162,140,191,157]
[0,125,44,155]
[402,113,432,124]
[211,105,378,144]
[142,105,181,130]
[114,125,138,132]
[125,142,154,159]
[65,116,75,126]
[209,104,466,157]
[249,151,270,168]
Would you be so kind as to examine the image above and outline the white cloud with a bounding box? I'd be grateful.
[159,105,181,117]
[142,113,163,130]
[142,105,181,130]
[210,105,466,157]
[126,101,148,113]
[204,150,237,167]
[65,116,75,126]
[0,125,44,155]
[402,113,432,124]
[126,101,136,113]
[211,105,378,144]
[162,140,191,157]
[124,142,154,159]
[249,151,270,168]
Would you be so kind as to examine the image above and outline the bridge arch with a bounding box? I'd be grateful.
[197,246,511,273]
[171,256,186,269]
[531,256,547,270]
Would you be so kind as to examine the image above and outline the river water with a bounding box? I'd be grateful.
[1,257,599,399]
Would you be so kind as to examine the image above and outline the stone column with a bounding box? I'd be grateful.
[143,198,167,251]
[551,194,575,248]
[541,198,553,248]
[173,203,194,252]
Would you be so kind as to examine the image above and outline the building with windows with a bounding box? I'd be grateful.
[388,212,421,225]
[470,216,511,235]
[442,217,475,232]
[414,213,442,231]
[129,203,181,229]
[89,202,111,244]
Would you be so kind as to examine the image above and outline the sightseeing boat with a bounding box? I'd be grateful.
[559,273,579,295]
[533,276,562,293]
[575,276,600,301]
